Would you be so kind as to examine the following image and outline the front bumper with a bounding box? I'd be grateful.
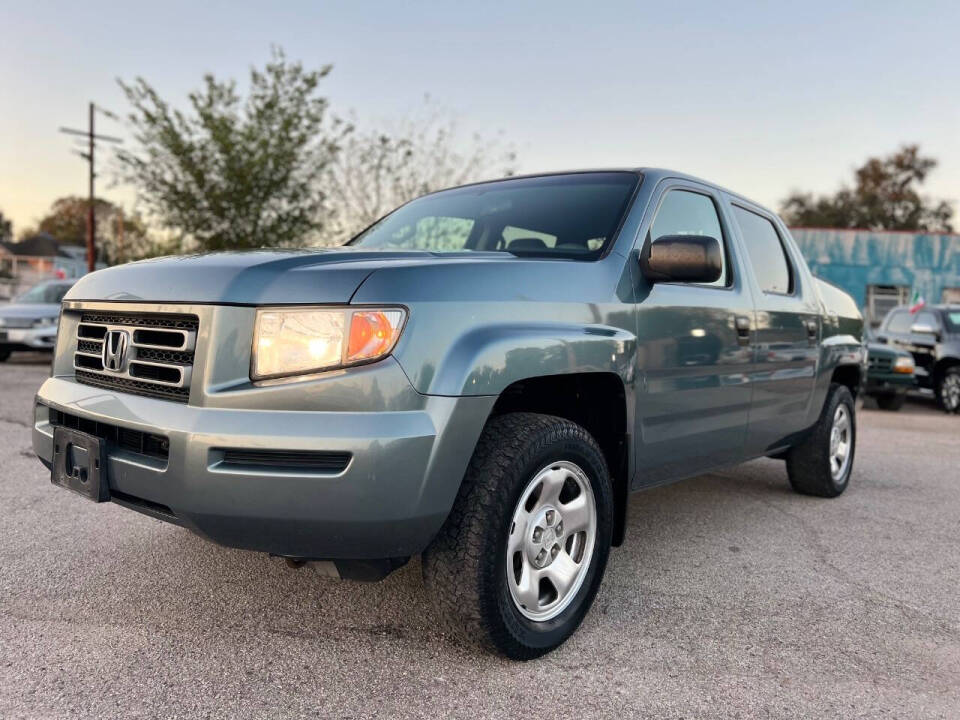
[0,324,58,351]
[33,370,494,561]
[864,372,916,396]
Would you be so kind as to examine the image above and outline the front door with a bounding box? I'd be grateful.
[633,182,755,486]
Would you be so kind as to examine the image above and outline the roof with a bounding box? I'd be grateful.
[2,232,65,257]
[437,167,779,218]
[889,304,960,313]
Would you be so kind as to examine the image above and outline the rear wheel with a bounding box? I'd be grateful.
[936,367,960,414]
[875,393,906,411]
[423,412,613,660]
[786,383,856,498]
[0,350,9,363]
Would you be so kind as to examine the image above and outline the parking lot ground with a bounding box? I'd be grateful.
[1,359,959,719]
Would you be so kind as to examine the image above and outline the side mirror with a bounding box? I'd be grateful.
[910,323,938,337]
[640,235,722,284]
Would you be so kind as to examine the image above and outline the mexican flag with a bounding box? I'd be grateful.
[909,289,926,314]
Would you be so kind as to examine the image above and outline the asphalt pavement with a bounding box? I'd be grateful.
[1,357,958,718]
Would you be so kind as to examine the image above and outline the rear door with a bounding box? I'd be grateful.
[730,202,820,457]
[632,180,755,485]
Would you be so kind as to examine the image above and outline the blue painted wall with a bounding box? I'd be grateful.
[790,228,960,308]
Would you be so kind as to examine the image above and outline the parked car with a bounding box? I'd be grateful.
[864,338,916,410]
[876,305,960,413]
[0,279,74,362]
[31,169,865,659]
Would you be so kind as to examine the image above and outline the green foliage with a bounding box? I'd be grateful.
[29,195,164,264]
[0,209,11,244]
[36,196,116,246]
[781,145,954,232]
[115,48,347,251]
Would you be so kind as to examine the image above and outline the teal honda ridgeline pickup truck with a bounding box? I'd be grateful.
[33,169,865,659]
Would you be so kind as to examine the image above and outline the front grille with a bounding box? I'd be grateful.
[79,312,199,331]
[48,408,169,461]
[869,355,893,372]
[217,449,352,473]
[73,310,198,404]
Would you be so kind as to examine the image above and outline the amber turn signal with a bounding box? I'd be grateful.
[346,310,405,363]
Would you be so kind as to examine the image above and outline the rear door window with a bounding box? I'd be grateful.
[732,206,792,294]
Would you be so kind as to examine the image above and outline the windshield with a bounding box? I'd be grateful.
[945,311,960,332]
[348,172,640,258]
[16,282,71,304]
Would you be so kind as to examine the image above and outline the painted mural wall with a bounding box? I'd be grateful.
[790,228,960,307]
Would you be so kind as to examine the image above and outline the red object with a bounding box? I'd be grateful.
[55,268,66,279]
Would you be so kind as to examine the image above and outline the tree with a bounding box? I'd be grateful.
[25,195,164,264]
[0,209,11,244]
[781,145,954,232]
[35,196,117,247]
[115,48,347,251]
[321,99,517,245]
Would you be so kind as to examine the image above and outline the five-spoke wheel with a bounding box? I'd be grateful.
[506,461,597,621]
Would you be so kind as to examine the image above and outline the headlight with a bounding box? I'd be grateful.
[893,355,915,374]
[251,306,406,380]
[33,317,59,328]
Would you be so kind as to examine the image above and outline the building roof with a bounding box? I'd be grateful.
[1,233,69,257]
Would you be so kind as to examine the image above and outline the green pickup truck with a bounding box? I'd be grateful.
[32,169,865,658]
[864,341,916,411]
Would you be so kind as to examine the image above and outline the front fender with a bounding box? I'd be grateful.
[421,322,637,396]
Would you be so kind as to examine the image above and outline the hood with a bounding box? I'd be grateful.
[63,248,476,305]
[0,303,62,320]
[867,341,908,358]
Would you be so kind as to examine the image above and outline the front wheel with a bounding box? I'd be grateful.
[936,367,960,414]
[0,349,10,363]
[423,412,613,660]
[786,383,856,497]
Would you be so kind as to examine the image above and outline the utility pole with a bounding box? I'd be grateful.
[59,103,122,273]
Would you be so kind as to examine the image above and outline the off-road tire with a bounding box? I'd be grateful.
[935,366,960,414]
[422,412,613,660]
[875,393,906,411]
[786,383,856,498]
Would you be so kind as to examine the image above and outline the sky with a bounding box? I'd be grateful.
[2,0,959,234]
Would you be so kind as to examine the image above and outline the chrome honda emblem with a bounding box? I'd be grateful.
[102,329,129,372]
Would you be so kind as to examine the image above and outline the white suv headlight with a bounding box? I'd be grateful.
[251,307,406,380]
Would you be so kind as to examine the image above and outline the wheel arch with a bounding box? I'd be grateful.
[488,372,632,547]
[933,355,960,384]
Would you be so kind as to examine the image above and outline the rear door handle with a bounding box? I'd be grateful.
[735,315,751,346]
